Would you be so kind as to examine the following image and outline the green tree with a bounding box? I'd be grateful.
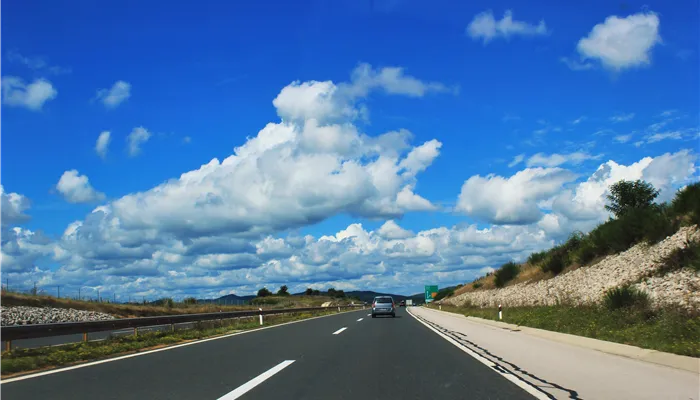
[183,296,197,305]
[605,180,660,218]
[277,285,290,296]
[257,287,272,297]
[304,288,314,296]
[312,289,321,296]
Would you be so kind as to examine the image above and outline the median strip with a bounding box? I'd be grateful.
[218,360,295,400]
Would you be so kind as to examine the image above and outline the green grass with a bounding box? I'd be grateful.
[1,309,343,376]
[433,304,700,357]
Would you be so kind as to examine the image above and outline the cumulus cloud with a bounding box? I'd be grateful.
[1,76,57,110]
[456,168,577,224]
[526,152,601,167]
[96,80,131,108]
[127,127,151,156]
[467,10,547,44]
[56,170,106,204]
[377,220,414,240]
[1,186,31,226]
[95,131,111,159]
[576,12,661,70]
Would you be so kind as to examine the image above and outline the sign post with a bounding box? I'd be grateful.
[424,285,438,304]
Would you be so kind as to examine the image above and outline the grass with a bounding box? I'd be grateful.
[0,292,348,318]
[1,308,345,376]
[432,304,700,357]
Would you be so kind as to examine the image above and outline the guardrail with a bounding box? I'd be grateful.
[1,304,364,350]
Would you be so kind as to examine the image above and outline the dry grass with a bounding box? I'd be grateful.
[453,262,554,296]
[0,292,345,318]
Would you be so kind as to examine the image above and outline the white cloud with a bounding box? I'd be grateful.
[56,170,106,204]
[526,151,601,167]
[614,134,633,143]
[571,116,586,124]
[377,220,414,240]
[7,51,71,74]
[183,136,192,144]
[1,76,57,110]
[95,131,111,159]
[645,131,682,143]
[1,186,31,226]
[96,80,131,109]
[456,168,577,224]
[659,109,676,117]
[560,57,595,71]
[467,10,548,44]
[610,112,635,122]
[127,127,151,156]
[508,154,525,168]
[576,12,661,70]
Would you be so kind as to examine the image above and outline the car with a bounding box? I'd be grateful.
[399,300,406,307]
[371,296,395,318]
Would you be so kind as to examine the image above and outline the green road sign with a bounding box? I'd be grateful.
[425,285,438,303]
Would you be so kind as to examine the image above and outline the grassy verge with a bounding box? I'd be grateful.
[431,304,700,357]
[1,309,345,376]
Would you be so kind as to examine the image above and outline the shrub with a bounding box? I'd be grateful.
[277,285,290,296]
[434,288,454,301]
[251,297,281,305]
[671,182,700,225]
[605,179,660,218]
[304,288,314,296]
[603,286,650,311]
[472,282,483,289]
[257,288,272,297]
[641,204,679,244]
[527,250,548,266]
[541,248,566,275]
[154,297,174,308]
[494,261,520,288]
[561,231,585,265]
[183,297,197,305]
[572,237,597,265]
[657,240,700,274]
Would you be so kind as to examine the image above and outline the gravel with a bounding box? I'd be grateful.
[1,306,116,326]
[444,226,700,311]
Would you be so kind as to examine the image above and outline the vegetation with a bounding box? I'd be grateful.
[603,286,650,311]
[433,287,455,301]
[671,182,700,226]
[326,288,346,298]
[1,309,342,376]
[256,287,272,297]
[494,261,520,288]
[472,281,482,289]
[433,304,700,357]
[605,179,660,218]
[277,285,290,296]
[656,239,700,275]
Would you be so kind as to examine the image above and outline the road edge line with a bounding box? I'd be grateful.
[1,308,364,384]
[406,307,550,400]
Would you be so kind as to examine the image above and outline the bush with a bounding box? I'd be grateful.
[494,261,520,288]
[154,298,174,308]
[527,250,548,266]
[183,297,197,305]
[671,182,700,225]
[304,288,314,296]
[251,297,281,305]
[641,204,679,244]
[571,237,597,265]
[657,240,700,274]
[603,286,650,311]
[434,288,454,301]
[541,249,566,275]
[472,282,483,289]
[277,285,290,296]
[257,288,272,297]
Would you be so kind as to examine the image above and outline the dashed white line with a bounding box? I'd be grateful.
[218,360,295,399]
[333,327,347,335]
[367,314,371,316]
[357,318,363,322]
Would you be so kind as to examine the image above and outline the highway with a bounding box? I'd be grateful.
[1,307,535,400]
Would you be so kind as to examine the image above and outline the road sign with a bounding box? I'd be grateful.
[424,285,438,303]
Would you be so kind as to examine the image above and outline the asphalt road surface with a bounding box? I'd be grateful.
[1,307,535,400]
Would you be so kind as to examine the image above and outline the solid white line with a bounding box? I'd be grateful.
[1,309,364,384]
[357,318,363,322]
[332,327,347,335]
[217,360,295,399]
[406,308,549,400]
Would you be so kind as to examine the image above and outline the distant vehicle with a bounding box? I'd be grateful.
[399,300,406,307]
[371,296,395,318]
[405,299,412,307]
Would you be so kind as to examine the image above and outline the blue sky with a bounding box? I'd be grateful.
[2,0,699,298]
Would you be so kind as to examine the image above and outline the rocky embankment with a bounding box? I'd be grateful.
[1,306,116,326]
[444,226,700,310]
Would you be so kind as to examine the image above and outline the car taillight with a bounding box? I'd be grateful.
[372,302,376,307]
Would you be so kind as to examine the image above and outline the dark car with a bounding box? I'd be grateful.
[371,296,395,318]
[399,300,406,307]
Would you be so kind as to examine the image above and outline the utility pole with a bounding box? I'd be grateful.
[78,287,81,300]
[33,282,37,296]
[6,277,8,292]
[97,289,100,303]
[57,286,61,298]
[113,293,116,303]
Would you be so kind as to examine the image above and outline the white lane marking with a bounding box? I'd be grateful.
[357,318,363,322]
[406,308,549,400]
[367,314,371,316]
[218,360,295,400]
[332,327,347,335]
[2,309,365,384]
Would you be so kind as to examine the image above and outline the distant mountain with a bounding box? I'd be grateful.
[197,293,256,304]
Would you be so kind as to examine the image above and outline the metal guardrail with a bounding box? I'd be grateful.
[1,305,363,349]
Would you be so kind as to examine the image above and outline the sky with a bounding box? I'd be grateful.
[1,0,699,300]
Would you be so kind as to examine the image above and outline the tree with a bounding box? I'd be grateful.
[257,287,272,297]
[277,285,290,296]
[605,180,660,219]
[327,288,337,297]
[304,288,314,296]
[312,289,321,296]
[183,297,197,305]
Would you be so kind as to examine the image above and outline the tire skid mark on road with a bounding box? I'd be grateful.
[411,312,582,400]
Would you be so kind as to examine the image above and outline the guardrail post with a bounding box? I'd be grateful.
[134,327,138,337]
[498,304,502,320]
[171,323,175,332]
[5,340,10,352]
[259,308,263,326]
[337,306,341,313]
[83,332,88,342]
